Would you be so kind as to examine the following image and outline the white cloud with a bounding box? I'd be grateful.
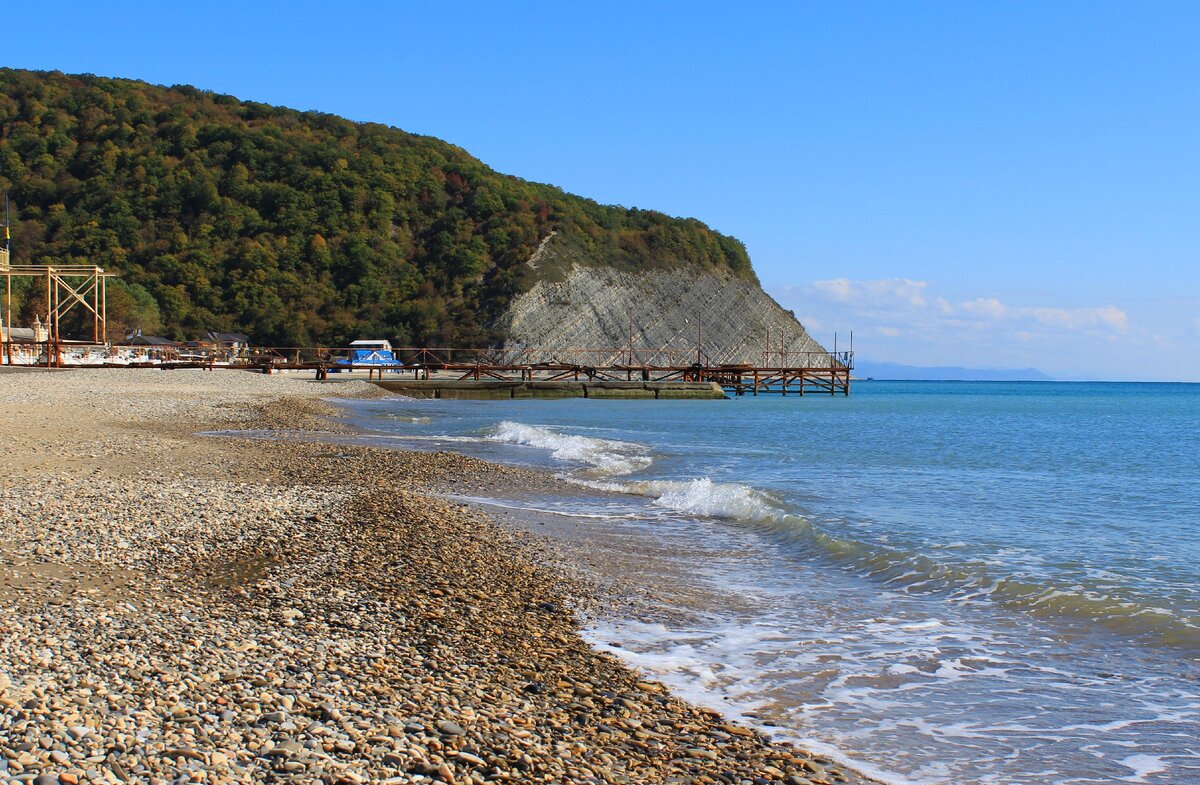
[1025,305,1128,331]
[767,276,1150,377]
[960,297,1008,319]
[811,278,928,307]
[810,278,854,302]
[803,278,1128,335]
[958,299,1127,332]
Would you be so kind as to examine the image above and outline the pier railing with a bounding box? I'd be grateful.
[0,341,854,395]
[257,345,853,395]
[240,345,853,369]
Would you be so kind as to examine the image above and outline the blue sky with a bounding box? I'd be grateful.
[7,2,1199,379]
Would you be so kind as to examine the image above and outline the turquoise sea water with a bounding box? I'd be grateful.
[340,381,1200,785]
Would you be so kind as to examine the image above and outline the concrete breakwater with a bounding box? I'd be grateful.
[369,379,728,400]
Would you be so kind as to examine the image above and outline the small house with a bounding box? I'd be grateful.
[338,339,398,367]
[123,332,182,348]
[203,331,251,360]
[204,331,251,351]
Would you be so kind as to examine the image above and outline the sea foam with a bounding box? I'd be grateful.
[488,423,1200,647]
[572,474,1200,646]
[487,420,653,476]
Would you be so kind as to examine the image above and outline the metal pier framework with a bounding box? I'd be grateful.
[277,346,854,396]
[1,245,116,367]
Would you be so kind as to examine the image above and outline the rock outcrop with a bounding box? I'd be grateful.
[494,235,831,366]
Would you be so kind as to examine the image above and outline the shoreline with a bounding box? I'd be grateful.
[0,369,867,785]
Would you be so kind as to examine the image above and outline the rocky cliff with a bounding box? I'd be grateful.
[494,233,831,366]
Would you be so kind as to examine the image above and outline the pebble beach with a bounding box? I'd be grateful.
[0,369,867,785]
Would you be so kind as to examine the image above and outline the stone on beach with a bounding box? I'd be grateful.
[0,368,870,784]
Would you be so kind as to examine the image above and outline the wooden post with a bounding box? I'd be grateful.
[53,272,61,366]
[92,270,99,343]
[44,268,51,367]
[4,263,10,366]
[3,266,7,364]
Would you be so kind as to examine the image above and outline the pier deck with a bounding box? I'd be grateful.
[0,343,853,398]
[349,362,851,397]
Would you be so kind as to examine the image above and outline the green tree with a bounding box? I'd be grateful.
[105,280,163,338]
[0,67,754,347]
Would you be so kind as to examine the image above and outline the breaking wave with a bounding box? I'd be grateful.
[486,421,653,476]
[574,477,784,522]
[574,476,1200,649]
[485,421,1200,647]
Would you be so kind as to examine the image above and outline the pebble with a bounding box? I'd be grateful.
[0,370,874,785]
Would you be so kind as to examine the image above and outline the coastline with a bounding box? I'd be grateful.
[0,370,866,785]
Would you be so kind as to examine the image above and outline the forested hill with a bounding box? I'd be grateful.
[0,68,754,345]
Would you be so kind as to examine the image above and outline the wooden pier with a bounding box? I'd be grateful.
[286,346,854,398]
[0,342,853,398]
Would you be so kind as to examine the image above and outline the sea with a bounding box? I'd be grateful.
[334,381,1200,785]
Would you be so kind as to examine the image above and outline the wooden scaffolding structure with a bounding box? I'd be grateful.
[1,245,117,367]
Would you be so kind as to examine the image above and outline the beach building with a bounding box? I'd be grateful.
[120,331,182,362]
[203,331,251,361]
[204,331,250,350]
[0,318,49,365]
[347,339,397,365]
[123,331,180,347]
[1,324,40,344]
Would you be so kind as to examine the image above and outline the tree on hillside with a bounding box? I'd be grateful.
[0,68,754,346]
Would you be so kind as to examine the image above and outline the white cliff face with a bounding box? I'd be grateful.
[495,261,832,367]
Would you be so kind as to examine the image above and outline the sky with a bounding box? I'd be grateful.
[6,1,1199,380]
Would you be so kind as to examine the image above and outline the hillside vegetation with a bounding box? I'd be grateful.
[0,68,753,345]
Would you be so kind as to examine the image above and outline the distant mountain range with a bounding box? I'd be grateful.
[854,360,1054,381]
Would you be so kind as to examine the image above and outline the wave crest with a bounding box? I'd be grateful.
[575,476,1200,648]
[486,421,1200,647]
[487,420,653,476]
[633,478,784,522]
